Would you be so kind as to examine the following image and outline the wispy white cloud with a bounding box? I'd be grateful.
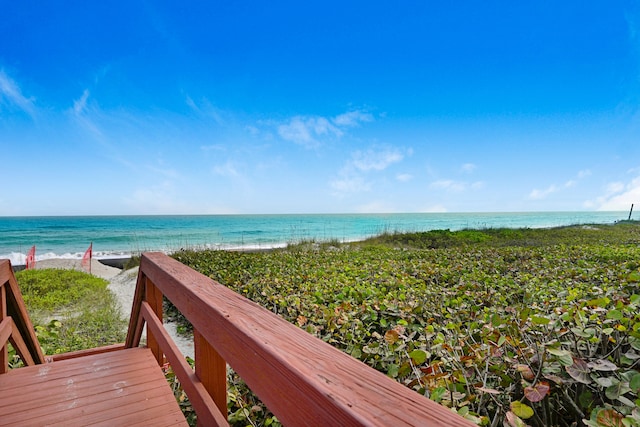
[332,110,373,127]
[587,172,640,211]
[330,146,406,196]
[278,116,342,148]
[529,184,559,200]
[330,174,371,195]
[200,144,226,152]
[68,89,104,138]
[212,160,241,178]
[430,179,484,193]
[430,179,466,192]
[396,173,413,182]
[185,95,225,125]
[352,147,404,171]
[0,69,35,116]
[460,163,477,174]
[528,170,591,200]
[578,169,592,179]
[124,181,186,214]
[277,109,373,149]
[73,89,90,115]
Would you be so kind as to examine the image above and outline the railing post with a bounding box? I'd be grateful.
[194,329,227,419]
[1,283,7,374]
[145,277,164,366]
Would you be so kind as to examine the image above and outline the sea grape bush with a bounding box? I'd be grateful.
[171,223,640,427]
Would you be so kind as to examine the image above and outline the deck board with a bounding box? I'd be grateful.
[0,347,187,427]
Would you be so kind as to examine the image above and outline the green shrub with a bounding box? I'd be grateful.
[170,222,640,426]
[14,268,126,355]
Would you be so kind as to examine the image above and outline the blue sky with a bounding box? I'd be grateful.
[1,1,640,215]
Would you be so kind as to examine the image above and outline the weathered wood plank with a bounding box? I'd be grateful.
[125,268,146,348]
[0,352,166,413]
[0,317,11,352]
[139,252,473,426]
[0,347,156,393]
[195,328,227,418]
[0,260,11,290]
[146,277,164,366]
[0,347,186,426]
[49,343,126,362]
[9,317,35,366]
[141,302,228,426]
[0,284,6,374]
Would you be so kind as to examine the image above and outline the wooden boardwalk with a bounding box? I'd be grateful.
[0,347,186,426]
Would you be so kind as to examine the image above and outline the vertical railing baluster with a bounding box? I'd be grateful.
[0,283,7,373]
[145,277,164,366]
[194,328,228,419]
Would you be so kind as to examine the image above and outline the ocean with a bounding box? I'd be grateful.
[0,211,632,265]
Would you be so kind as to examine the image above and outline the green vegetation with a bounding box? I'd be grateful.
[170,222,640,427]
[10,222,640,426]
[14,269,126,356]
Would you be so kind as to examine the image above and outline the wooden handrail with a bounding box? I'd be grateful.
[0,259,45,372]
[126,252,473,426]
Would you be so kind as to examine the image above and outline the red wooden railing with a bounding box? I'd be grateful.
[0,259,45,373]
[126,252,473,426]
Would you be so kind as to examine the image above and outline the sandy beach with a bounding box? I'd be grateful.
[32,258,194,358]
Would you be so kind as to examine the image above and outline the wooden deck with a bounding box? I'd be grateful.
[0,347,186,427]
[0,348,187,426]
[1,254,474,426]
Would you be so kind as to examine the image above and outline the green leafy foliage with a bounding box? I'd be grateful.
[14,269,126,355]
[167,222,640,426]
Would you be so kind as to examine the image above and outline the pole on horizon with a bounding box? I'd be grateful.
[629,204,635,221]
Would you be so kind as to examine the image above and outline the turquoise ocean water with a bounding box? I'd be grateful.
[0,211,633,264]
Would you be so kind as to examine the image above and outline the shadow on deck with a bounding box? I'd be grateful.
[0,254,473,426]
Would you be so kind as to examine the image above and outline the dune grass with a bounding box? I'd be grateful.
[13,268,126,357]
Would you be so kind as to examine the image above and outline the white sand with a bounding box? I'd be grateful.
[35,258,121,280]
[33,259,194,358]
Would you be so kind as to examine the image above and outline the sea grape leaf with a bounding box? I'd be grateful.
[546,347,573,366]
[616,395,636,407]
[505,411,527,427]
[565,357,591,384]
[409,349,427,365]
[623,350,640,360]
[594,376,616,388]
[524,381,550,403]
[588,359,618,371]
[515,364,535,381]
[510,401,534,420]
[595,409,625,427]
[430,386,446,403]
[587,297,610,307]
[531,315,550,325]
[630,372,640,392]
[627,271,640,283]
[571,327,592,338]
[384,329,399,344]
[491,313,504,326]
[605,381,631,400]
[606,309,623,321]
[387,364,399,378]
[476,387,501,395]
